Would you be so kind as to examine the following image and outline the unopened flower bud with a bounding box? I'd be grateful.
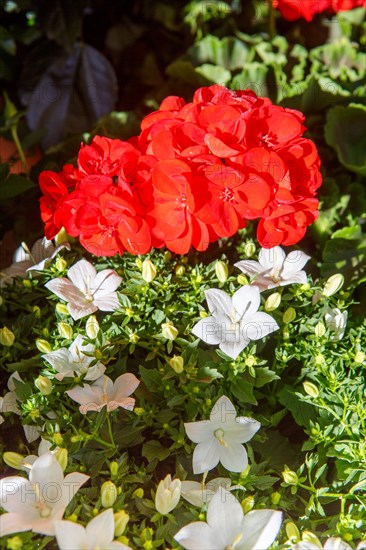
[56,303,70,316]
[169,355,184,373]
[55,257,68,272]
[110,461,119,477]
[3,452,25,470]
[101,481,117,507]
[314,322,326,337]
[53,433,63,446]
[244,242,256,258]
[302,531,322,548]
[303,381,319,398]
[35,339,52,353]
[162,322,178,341]
[57,322,73,340]
[175,265,185,277]
[241,495,255,514]
[155,474,181,515]
[142,259,157,282]
[6,535,23,550]
[265,292,281,312]
[323,273,344,297]
[283,307,296,324]
[32,306,41,319]
[0,327,15,346]
[237,274,249,285]
[54,448,68,471]
[282,467,298,485]
[354,351,365,364]
[35,376,52,396]
[54,227,69,246]
[286,522,300,543]
[215,261,228,283]
[114,510,129,537]
[132,488,144,499]
[86,315,99,339]
[245,356,256,367]
[164,251,172,262]
[271,491,281,505]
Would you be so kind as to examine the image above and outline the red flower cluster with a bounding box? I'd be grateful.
[39,85,322,256]
[273,0,364,21]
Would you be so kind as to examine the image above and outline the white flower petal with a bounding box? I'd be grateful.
[191,317,221,345]
[239,509,283,550]
[93,293,121,312]
[67,260,97,292]
[174,521,218,550]
[84,362,106,381]
[112,373,140,400]
[258,247,285,271]
[324,539,353,550]
[241,312,279,341]
[192,439,221,474]
[232,285,260,320]
[23,424,41,443]
[225,417,261,444]
[205,288,232,317]
[185,420,213,443]
[30,453,64,500]
[58,472,89,512]
[45,278,84,304]
[219,443,248,473]
[281,250,310,278]
[0,512,34,537]
[86,509,115,548]
[0,477,35,512]
[234,260,263,278]
[91,270,122,296]
[210,395,236,426]
[55,520,88,550]
[219,338,249,360]
[67,301,98,321]
[206,488,244,544]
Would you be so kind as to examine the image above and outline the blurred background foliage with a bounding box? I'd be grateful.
[0,0,365,283]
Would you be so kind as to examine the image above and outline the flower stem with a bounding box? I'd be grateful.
[11,125,28,173]
[268,0,276,40]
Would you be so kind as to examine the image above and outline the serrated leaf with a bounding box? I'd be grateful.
[231,378,257,405]
[196,366,223,383]
[254,367,280,388]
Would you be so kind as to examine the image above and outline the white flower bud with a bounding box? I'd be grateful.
[0,327,15,346]
[303,381,319,398]
[283,307,296,324]
[35,376,52,396]
[3,452,25,470]
[314,322,326,337]
[142,259,157,283]
[86,315,99,339]
[323,273,344,297]
[114,510,129,537]
[101,481,118,508]
[36,339,52,353]
[244,242,256,258]
[169,355,184,373]
[264,292,281,312]
[155,474,181,515]
[215,261,228,283]
[54,448,68,471]
[162,322,178,341]
[57,322,73,340]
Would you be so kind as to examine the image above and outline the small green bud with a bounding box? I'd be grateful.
[101,481,118,508]
[34,376,52,396]
[215,261,228,283]
[6,535,23,550]
[110,461,119,477]
[23,279,32,288]
[56,303,70,316]
[55,257,68,272]
[244,242,256,258]
[142,259,157,283]
[32,306,41,319]
[303,381,319,398]
[3,452,25,470]
[286,522,300,543]
[354,351,365,364]
[271,491,281,505]
[175,265,185,276]
[283,307,296,324]
[86,315,99,339]
[134,407,145,416]
[66,513,78,522]
[169,355,184,373]
[57,322,73,340]
[129,332,139,344]
[264,292,281,312]
[0,327,15,346]
[54,227,69,246]
[244,355,256,367]
[241,495,255,514]
[132,488,144,499]
[53,433,63,446]
[36,339,52,353]
[282,467,299,485]
[161,322,178,341]
[323,273,344,297]
[237,274,249,285]
[314,321,326,337]
[164,251,172,262]
[54,448,68,471]
[114,510,129,537]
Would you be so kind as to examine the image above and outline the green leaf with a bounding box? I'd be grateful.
[142,440,171,462]
[278,385,317,427]
[321,230,366,286]
[325,103,366,175]
[0,174,36,200]
[37,0,84,52]
[231,378,257,405]
[231,63,268,97]
[195,64,231,85]
[139,366,162,393]
[196,366,223,383]
[254,367,280,388]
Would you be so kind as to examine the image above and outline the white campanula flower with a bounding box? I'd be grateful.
[0,452,89,536]
[191,285,279,359]
[42,334,106,381]
[155,474,181,515]
[181,476,243,507]
[184,395,260,474]
[45,259,122,321]
[235,246,310,291]
[55,508,131,549]
[66,373,140,414]
[174,487,282,550]
[324,308,348,341]
[294,538,366,550]
[1,238,69,286]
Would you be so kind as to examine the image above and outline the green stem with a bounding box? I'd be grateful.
[92,433,115,450]
[11,125,28,173]
[268,0,276,40]
[107,414,116,448]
